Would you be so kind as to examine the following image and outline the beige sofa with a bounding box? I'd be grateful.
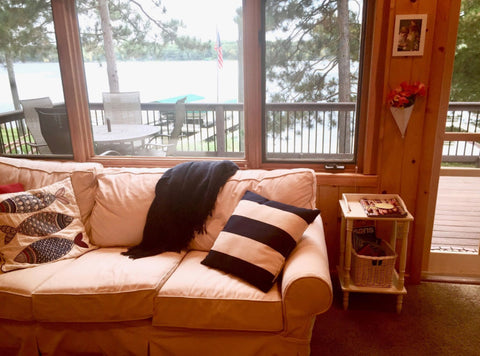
[0,156,332,356]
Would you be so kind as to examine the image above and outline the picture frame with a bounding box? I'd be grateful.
[392,14,427,56]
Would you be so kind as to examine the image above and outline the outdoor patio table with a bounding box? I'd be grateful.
[93,124,160,155]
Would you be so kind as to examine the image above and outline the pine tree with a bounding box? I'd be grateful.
[264,0,361,152]
[77,0,182,92]
[450,0,480,102]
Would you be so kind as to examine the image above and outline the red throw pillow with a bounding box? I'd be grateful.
[0,183,25,194]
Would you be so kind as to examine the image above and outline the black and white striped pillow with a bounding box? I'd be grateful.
[201,191,320,292]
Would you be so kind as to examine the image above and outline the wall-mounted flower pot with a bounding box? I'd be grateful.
[390,104,414,138]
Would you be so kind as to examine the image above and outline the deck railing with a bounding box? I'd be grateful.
[1,101,479,164]
[90,102,245,157]
[442,102,480,166]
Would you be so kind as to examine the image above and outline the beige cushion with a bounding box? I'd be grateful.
[0,259,73,321]
[0,157,102,229]
[190,168,317,251]
[89,168,167,246]
[32,247,184,322]
[153,250,283,332]
[0,178,96,272]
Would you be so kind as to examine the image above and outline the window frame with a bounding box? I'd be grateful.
[50,0,374,172]
[261,0,369,168]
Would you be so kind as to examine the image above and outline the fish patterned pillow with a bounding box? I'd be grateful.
[0,177,95,272]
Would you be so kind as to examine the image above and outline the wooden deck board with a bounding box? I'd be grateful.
[432,176,480,253]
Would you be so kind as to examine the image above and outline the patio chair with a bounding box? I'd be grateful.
[102,91,147,153]
[140,97,187,156]
[35,107,121,156]
[35,107,73,155]
[166,96,187,155]
[20,97,54,154]
[102,91,142,125]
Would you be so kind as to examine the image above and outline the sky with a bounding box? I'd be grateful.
[161,0,241,42]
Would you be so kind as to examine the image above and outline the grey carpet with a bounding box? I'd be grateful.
[310,279,480,356]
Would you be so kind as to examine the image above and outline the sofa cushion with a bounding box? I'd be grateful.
[0,183,24,194]
[32,247,185,322]
[201,191,320,292]
[190,168,317,251]
[89,168,167,247]
[153,250,283,332]
[0,178,96,272]
[0,157,102,230]
[0,259,74,321]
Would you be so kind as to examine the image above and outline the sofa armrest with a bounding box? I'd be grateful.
[281,215,333,337]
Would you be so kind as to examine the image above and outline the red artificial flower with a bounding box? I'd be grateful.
[387,81,426,108]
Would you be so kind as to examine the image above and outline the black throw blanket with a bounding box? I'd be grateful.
[122,160,239,259]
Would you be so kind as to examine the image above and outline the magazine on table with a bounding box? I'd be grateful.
[359,197,407,218]
[352,225,385,256]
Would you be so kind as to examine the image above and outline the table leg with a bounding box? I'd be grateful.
[343,291,349,310]
[397,221,410,291]
[339,217,346,272]
[396,295,403,314]
[344,220,354,286]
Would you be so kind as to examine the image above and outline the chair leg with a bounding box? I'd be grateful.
[98,150,122,156]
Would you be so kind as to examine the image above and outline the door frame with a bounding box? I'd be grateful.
[424,167,480,279]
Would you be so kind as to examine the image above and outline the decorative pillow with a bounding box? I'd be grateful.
[0,177,95,272]
[0,183,24,194]
[201,190,320,292]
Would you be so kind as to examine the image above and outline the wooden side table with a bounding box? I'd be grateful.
[337,194,414,313]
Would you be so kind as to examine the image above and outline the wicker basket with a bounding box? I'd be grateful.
[351,239,397,288]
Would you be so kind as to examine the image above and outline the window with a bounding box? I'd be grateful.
[0,1,72,156]
[263,0,366,163]
[1,0,369,168]
[76,0,244,157]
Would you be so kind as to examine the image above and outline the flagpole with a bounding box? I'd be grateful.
[215,28,223,103]
[217,59,219,103]
[216,28,219,103]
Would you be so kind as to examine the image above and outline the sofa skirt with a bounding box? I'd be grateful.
[0,319,38,356]
[1,318,314,356]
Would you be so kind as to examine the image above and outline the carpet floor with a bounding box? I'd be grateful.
[310,279,480,356]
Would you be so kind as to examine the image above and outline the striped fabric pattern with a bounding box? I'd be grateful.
[201,191,320,292]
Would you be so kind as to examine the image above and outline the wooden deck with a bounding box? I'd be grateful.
[432,176,480,253]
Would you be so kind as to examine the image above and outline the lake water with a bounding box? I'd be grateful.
[0,60,240,112]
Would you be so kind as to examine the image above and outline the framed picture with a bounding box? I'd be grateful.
[392,14,427,56]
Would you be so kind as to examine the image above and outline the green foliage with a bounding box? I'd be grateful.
[78,0,178,61]
[1,126,31,154]
[264,0,361,103]
[441,162,477,168]
[102,38,237,61]
[0,1,54,64]
[77,0,215,63]
[450,0,480,101]
[1,1,237,63]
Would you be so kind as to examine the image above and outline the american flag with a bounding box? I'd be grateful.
[215,30,223,70]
